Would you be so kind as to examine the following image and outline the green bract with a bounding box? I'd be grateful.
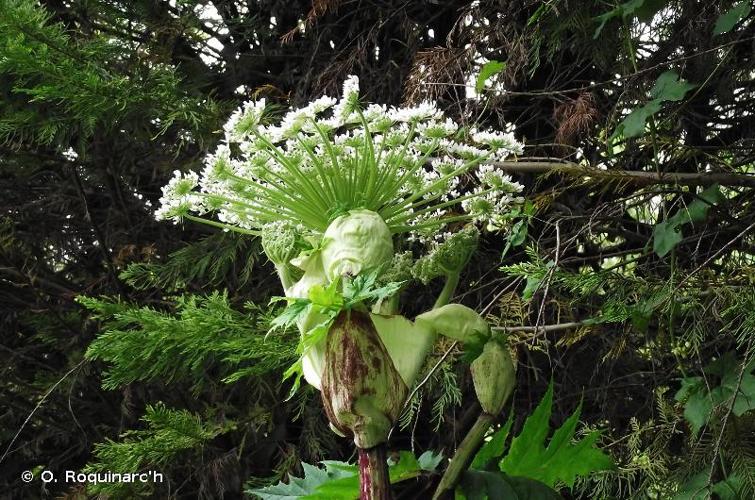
[321,209,393,280]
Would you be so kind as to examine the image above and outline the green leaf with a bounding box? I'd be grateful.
[649,71,696,102]
[522,275,543,301]
[269,299,311,332]
[616,100,662,138]
[653,219,683,257]
[712,473,744,500]
[308,279,343,309]
[612,72,695,139]
[714,2,752,35]
[457,470,520,500]
[248,451,436,500]
[505,475,563,499]
[593,0,666,38]
[672,472,710,500]
[673,471,743,500]
[499,381,614,488]
[417,450,444,471]
[675,353,755,435]
[471,412,514,470]
[457,471,562,500]
[343,269,404,308]
[476,60,507,93]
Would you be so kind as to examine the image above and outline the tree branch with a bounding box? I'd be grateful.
[492,160,755,188]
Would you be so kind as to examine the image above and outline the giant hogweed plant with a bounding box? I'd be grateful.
[157,76,611,498]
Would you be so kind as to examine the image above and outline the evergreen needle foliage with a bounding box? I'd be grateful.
[80,292,296,390]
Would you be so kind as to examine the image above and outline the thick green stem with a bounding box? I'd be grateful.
[433,272,459,309]
[432,412,495,500]
[358,445,393,500]
[274,264,296,292]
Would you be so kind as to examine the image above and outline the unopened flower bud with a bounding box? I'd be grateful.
[471,340,516,415]
[261,222,300,266]
[321,309,408,448]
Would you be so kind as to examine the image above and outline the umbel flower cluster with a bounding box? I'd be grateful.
[155,75,524,242]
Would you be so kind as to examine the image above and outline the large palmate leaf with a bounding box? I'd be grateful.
[499,382,615,488]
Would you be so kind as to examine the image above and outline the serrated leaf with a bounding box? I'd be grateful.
[268,299,310,333]
[476,60,507,93]
[457,471,561,500]
[248,451,435,500]
[711,473,744,500]
[505,475,563,499]
[672,472,709,500]
[457,470,519,500]
[499,381,614,488]
[612,71,695,139]
[714,2,752,35]
[593,0,665,38]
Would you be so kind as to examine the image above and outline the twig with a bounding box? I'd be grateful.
[492,321,587,334]
[388,341,458,441]
[0,360,86,465]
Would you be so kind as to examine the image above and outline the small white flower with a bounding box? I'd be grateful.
[389,101,442,123]
[472,129,524,155]
[224,99,266,142]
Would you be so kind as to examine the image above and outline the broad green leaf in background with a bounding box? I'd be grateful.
[713,2,752,35]
[499,381,615,488]
[674,376,711,436]
[619,100,662,138]
[674,353,755,435]
[653,184,723,257]
[458,470,518,500]
[471,412,514,470]
[612,71,696,139]
[593,0,667,38]
[680,184,725,224]
[475,60,507,93]
[650,71,697,102]
[653,220,683,257]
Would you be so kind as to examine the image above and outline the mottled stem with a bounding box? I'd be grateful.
[358,445,392,500]
[432,412,495,500]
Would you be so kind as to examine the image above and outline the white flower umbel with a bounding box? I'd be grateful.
[156,74,525,241]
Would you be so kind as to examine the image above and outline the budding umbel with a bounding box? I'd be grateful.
[470,340,516,415]
[321,309,408,449]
